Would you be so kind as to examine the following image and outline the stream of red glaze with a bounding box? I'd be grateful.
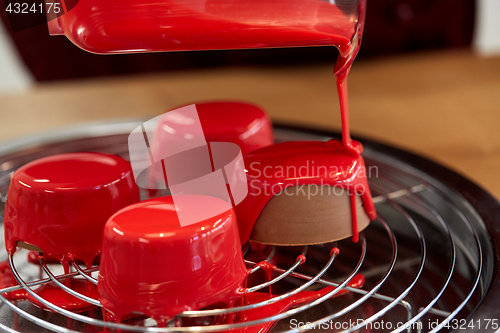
[254,261,277,296]
[0,260,27,301]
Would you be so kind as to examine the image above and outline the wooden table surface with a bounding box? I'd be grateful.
[1,50,499,199]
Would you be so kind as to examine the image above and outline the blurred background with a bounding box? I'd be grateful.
[0,0,499,197]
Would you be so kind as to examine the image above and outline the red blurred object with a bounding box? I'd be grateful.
[47,0,354,56]
[27,279,100,312]
[98,195,247,325]
[3,152,140,268]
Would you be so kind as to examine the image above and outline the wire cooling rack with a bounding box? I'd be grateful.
[0,123,497,333]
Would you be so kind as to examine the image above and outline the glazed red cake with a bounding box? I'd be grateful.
[236,140,377,245]
[193,101,274,155]
[147,101,273,189]
[98,195,247,325]
[4,152,140,268]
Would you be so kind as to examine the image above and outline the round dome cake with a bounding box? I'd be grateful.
[98,195,247,324]
[147,101,273,190]
[4,152,140,268]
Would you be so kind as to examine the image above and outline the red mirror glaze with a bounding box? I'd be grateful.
[148,101,274,189]
[234,273,365,333]
[194,101,274,156]
[50,0,355,71]
[98,195,247,324]
[4,152,140,268]
[27,279,100,313]
[236,140,377,244]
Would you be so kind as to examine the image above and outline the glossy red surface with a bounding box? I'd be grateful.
[51,0,364,161]
[195,101,274,155]
[50,0,372,241]
[27,251,100,266]
[236,140,377,244]
[0,260,27,301]
[98,195,247,323]
[27,279,100,312]
[232,273,365,333]
[0,259,99,313]
[4,152,140,268]
[51,0,355,70]
[337,71,362,155]
[149,101,274,189]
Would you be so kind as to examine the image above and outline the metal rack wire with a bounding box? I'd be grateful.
[0,124,495,333]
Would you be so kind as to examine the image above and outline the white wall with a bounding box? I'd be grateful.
[0,23,34,95]
[474,0,500,56]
